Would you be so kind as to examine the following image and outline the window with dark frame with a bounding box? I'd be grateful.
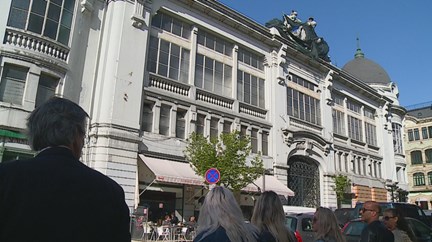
[7,0,76,45]
[0,64,28,105]
[175,109,187,139]
[142,102,154,132]
[159,104,171,136]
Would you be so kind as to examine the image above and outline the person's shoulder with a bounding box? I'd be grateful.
[259,229,276,242]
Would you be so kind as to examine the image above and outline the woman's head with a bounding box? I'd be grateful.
[251,191,285,228]
[313,207,345,242]
[251,191,295,242]
[197,186,258,242]
[383,208,416,242]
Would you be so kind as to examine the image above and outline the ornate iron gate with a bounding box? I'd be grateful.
[288,156,320,207]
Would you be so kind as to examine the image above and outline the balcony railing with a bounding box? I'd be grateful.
[4,28,69,62]
[196,89,234,110]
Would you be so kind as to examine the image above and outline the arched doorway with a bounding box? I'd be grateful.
[288,156,320,207]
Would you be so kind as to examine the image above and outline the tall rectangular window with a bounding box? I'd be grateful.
[223,121,231,134]
[159,104,170,136]
[142,102,154,132]
[7,0,76,45]
[408,129,414,141]
[413,128,420,140]
[365,123,377,146]
[36,73,58,107]
[195,54,232,97]
[287,87,320,125]
[237,70,265,108]
[210,117,219,140]
[148,37,190,83]
[347,116,363,141]
[196,114,205,135]
[422,127,429,139]
[175,109,186,139]
[240,125,248,138]
[251,128,258,154]
[262,131,269,156]
[392,123,403,154]
[0,64,28,105]
[332,109,345,135]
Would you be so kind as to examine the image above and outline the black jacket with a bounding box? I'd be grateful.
[0,147,131,242]
[360,220,394,242]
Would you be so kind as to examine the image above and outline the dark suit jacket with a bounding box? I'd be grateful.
[0,147,131,242]
[360,220,394,242]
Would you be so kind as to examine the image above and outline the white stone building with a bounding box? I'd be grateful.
[0,0,407,221]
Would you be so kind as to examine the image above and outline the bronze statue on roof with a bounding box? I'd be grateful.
[266,11,330,62]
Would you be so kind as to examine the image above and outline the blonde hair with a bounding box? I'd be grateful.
[196,186,258,242]
[251,191,296,242]
[314,207,346,242]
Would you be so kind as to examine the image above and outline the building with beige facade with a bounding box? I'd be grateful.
[405,102,432,209]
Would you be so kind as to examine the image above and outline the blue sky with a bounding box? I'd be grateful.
[218,0,432,107]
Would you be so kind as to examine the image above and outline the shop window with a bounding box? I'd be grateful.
[0,64,28,105]
[7,0,76,45]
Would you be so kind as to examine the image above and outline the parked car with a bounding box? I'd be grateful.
[342,217,432,242]
[353,202,431,227]
[285,212,315,242]
[334,208,355,227]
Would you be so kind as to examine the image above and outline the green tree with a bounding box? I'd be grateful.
[332,174,351,208]
[184,131,264,191]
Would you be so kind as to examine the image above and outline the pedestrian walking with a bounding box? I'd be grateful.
[383,208,416,242]
[251,191,296,242]
[0,97,131,241]
[194,186,260,242]
[312,207,346,242]
[360,201,394,242]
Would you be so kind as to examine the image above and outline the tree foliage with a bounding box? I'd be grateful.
[184,131,264,191]
[332,174,351,208]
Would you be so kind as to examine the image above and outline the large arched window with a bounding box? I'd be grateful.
[411,151,423,165]
[413,173,425,186]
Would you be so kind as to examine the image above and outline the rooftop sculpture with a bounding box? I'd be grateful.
[266,11,330,62]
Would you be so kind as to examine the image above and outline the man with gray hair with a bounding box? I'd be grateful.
[0,97,131,241]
